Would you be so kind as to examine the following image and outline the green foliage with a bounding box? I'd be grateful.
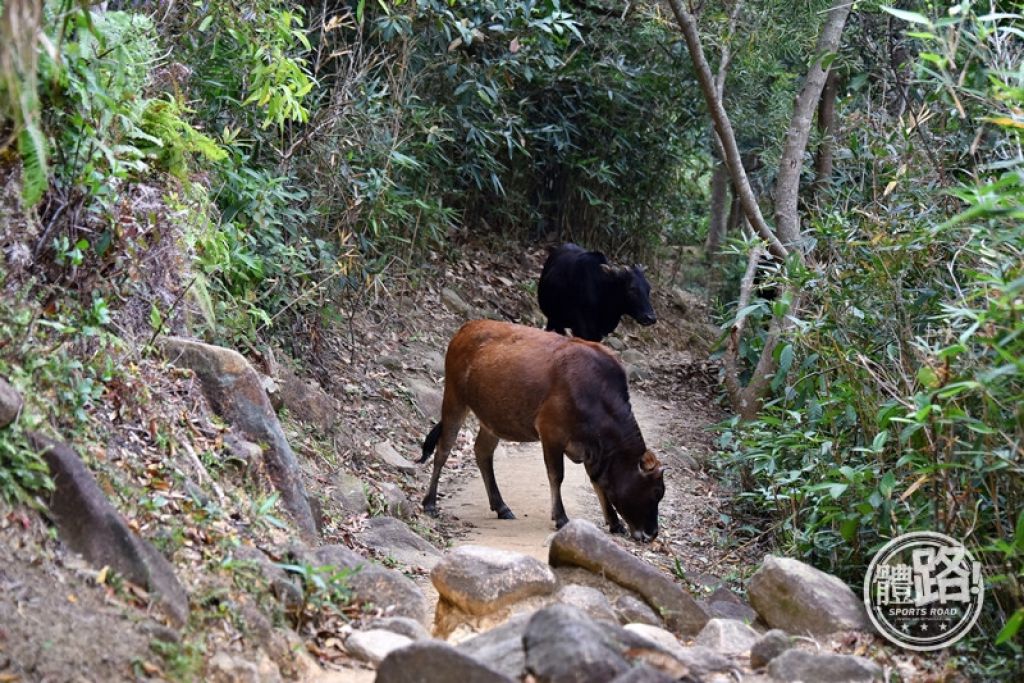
[1,0,49,205]
[715,2,1024,670]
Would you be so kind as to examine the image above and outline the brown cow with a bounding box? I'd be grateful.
[418,320,665,542]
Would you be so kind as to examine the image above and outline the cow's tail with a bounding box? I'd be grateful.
[418,422,443,464]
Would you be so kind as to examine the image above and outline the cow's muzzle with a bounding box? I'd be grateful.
[630,527,658,543]
[637,314,657,327]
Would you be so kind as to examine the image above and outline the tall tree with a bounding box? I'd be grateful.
[667,0,852,418]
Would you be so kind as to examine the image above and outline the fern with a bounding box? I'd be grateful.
[138,98,227,178]
[17,122,48,206]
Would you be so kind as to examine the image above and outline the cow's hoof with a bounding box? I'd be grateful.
[496,506,516,520]
[609,522,627,535]
[554,516,570,530]
[423,503,439,518]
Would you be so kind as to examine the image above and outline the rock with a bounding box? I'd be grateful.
[456,613,531,680]
[614,594,663,627]
[694,618,760,655]
[278,367,338,431]
[157,337,316,536]
[432,546,557,616]
[441,288,477,318]
[207,652,281,683]
[379,482,414,520]
[260,374,283,411]
[406,378,443,418]
[748,555,871,635]
[329,472,369,517]
[345,629,413,665]
[625,364,650,382]
[767,649,882,683]
[308,545,429,624]
[622,624,734,679]
[749,629,792,669]
[373,441,417,474]
[377,641,514,683]
[232,546,304,614]
[523,605,630,682]
[671,287,707,317]
[605,337,625,351]
[0,377,22,428]
[370,617,432,642]
[423,350,445,376]
[28,434,189,627]
[708,586,741,605]
[381,354,404,370]
[141,622,181,644]
[223,433,262,470]
[622,623,686,658]
[554,585,617,623]
[705,599,759,623]
[609,664,676,683]
[666,445,700,472]
[620,349,645,365]
[356,516,442,572]
[549,520,709,635]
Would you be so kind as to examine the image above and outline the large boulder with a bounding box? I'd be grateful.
[377,641,514,683]
[307,545,429,624]
[549,520,709,635]
[767,649,883,683]
[748,555,871,635]
[522,605,631,683]
[0,376,21,428]
[157,337,316,537]
[432,546,557,616]
[28,434,189,626]
[355,516,442,572]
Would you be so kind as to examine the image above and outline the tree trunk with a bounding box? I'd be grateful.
[773,2,852,247]
[812,69,840,195]
[670,0,852,420]
[704,161,730,259]
[667,0,787,262]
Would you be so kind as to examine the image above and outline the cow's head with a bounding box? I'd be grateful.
[602,264,657,327]
[605,450,665,542]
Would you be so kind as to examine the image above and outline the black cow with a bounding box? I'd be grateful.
[537,243,656,342]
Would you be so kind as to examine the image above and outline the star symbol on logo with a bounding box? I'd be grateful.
[901,623,911,632]
[921,624,929,632]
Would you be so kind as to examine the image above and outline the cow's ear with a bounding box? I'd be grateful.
[634,264,645,273]
[639,450,661,473]
[600,263,617,276]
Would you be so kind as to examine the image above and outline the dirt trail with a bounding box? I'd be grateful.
[444,391,701,563]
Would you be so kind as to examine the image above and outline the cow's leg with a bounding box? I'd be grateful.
[542,442,569,529]
[592,482,626,535]
[475,427,514,519]
[422,393,468,517]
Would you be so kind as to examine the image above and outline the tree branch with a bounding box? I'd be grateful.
[667,0,788,261]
